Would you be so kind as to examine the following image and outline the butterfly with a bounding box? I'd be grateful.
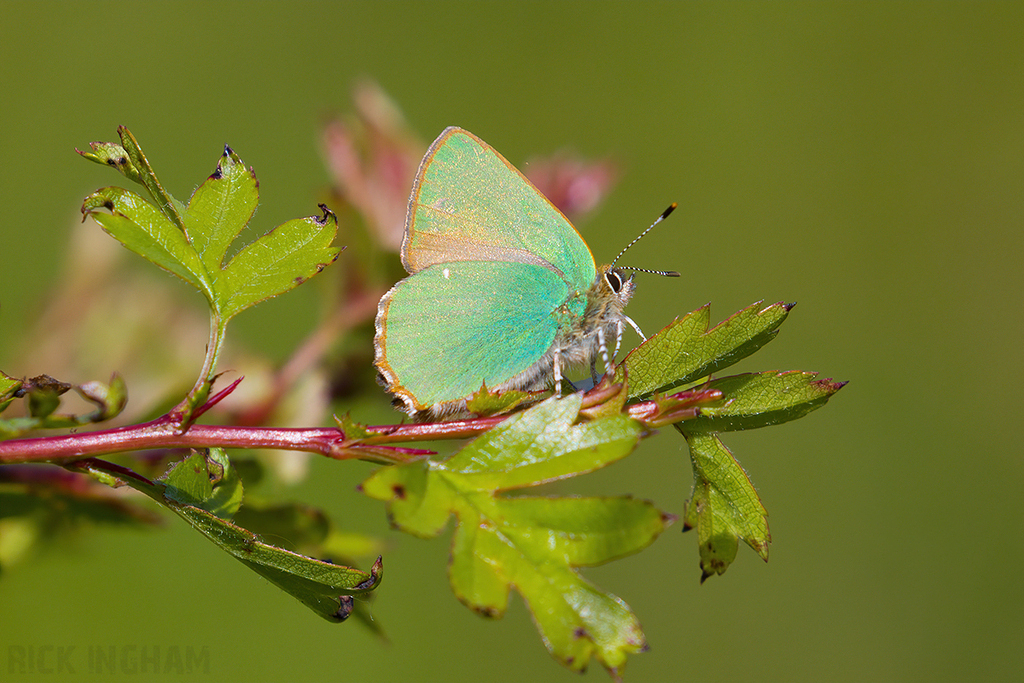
[373,127,676,419]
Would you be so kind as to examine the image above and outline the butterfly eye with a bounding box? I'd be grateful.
[605,270,622,293]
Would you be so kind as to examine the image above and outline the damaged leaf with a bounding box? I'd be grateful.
[361,394,670,675]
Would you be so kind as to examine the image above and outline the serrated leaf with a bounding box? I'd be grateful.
[170,501,381,622]
[0,372,21,415]
[161,450,241,518]
[231,500,387,635]
[185,146,259,273]
[79,134,342,359]
[680,432,769,582]
[217,205,341,321]
[333,413,379,441]
[361,395,669,674]
[72,454,380,622]
[82,186,212,299]
[465,383,537,416]
[116,127,187,233]
[76,141,142,183]
[0,372,21,396]
[442,393,641,491]
[679,371,847,433]
[619,301,793,400]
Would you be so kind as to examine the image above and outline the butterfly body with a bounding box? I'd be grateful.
[374,127,637,419]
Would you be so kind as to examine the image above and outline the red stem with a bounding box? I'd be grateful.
[0,417,323,463]
[0,388,719,466]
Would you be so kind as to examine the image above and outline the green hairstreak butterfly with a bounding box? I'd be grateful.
[374,127,677,418]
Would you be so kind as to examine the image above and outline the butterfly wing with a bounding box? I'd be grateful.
[375,260,586,414]
[403,127,597,290]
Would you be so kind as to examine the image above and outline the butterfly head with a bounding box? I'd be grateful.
[596,264,637,311]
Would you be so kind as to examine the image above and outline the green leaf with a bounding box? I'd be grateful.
[72,455,380,622]
[679,371,847,433]
[465,383,538,416]
[82,186,213,300]
[333,413,379,441]
[0,375,132,438]
[27,390,62,420]
[217,205,341,321]
[361,395,670,675]
[679,432,770,582]
[0,372,21,395]
[171,500,381,621]
[76,140,143,183]
[231,500,387,635]
[0,372,21,415]
[185,146,259,273]
[116,126,188,233]
[162,449,242,520]
[13,375,72,421]
[75,374,129,422]
[442,394,641,491]
[80,137,340,328]
[619,301,793,400]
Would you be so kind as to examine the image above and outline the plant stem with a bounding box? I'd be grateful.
[0,386,719,466]
[0,416,412,465]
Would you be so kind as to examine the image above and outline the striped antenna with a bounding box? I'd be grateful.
[617,265,680,277]
[611,203,680,277]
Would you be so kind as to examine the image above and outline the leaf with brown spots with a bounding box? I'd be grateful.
[71,451,381,623]
[680,432,770,582]
[80,131,342,323]
[360,394,671,675]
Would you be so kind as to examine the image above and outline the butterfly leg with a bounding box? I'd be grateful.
[597,326,610,372]
[553,349,563,394]
[612,319,624,361]
[624,315,646,341]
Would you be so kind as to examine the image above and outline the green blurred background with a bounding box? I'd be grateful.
[1,2,1021,681]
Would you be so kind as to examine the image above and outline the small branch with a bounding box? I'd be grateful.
[171,312,225,425]
[0,416,399,465]
[350,386,722,443]
[190,376,244,421]
[0,387,720,466]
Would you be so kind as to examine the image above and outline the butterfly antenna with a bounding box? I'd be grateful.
[617,265,681,277]
[611,203,680,277]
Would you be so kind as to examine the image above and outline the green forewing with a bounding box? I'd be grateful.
[404,128,597,291]
[380,261,586,409]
